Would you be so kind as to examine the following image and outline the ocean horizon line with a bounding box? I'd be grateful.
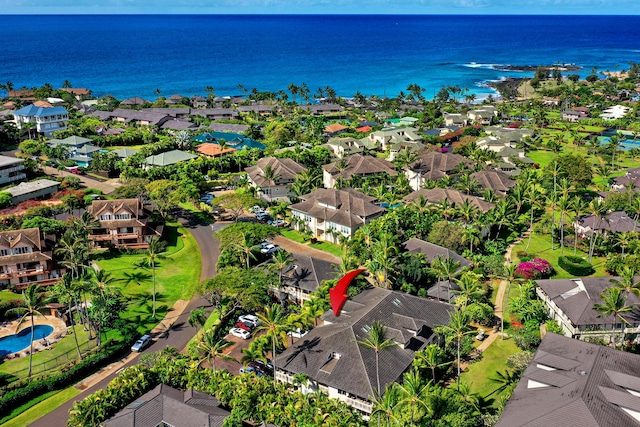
[3,13,640,17]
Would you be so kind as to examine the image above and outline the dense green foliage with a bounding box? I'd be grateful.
[558,255,595,276]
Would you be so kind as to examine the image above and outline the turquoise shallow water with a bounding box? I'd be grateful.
[0,325,54,356]
[1,15,640,100]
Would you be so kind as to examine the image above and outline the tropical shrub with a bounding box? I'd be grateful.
[466,302,494,326]
[515,258,553,279]
[605,254,640,275]
[558,255,594,276]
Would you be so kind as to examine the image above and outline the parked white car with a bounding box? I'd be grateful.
[238,314,261,328]
[229,327,251,340]
[287,328,309,339]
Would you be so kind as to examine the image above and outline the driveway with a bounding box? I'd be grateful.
[41,165,123,195]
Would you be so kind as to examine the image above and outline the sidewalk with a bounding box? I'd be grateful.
[74,299,190,390]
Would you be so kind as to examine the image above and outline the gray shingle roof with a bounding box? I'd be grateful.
[104,384,230,427]
[275,287,455,401]
[2,179,59,197]
[323,154,397,181]
[245,157,307,187]
[281,255,338,293]
[145,150,197,167]
[408,151,473,175]
[403,188,495,212]
[536,277,640,328]
[470,170,516,194]
[402,238,471,267]
[497,333,640,427]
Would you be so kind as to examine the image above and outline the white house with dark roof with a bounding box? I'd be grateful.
[275,287,455,414]
[404,151,473,190]
[322,154,397,189]
[12,104,68,136]
[574,211,640,238]
[497,333,640,426]
[289,188,385,243]
[245,157,307,202]
[469,169,516,196]
[536,276,640,340]
[276,255,338,303]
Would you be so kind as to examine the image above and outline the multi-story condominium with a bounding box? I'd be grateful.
[12,104,69,137]
[86,199,163,249]
[245,157,307,202]
[0,156,26,185]
[0,228,65,290]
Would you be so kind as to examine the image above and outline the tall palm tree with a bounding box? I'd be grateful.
[610,266,640,299]
[593,287,632,350]
[415,344,450,383]
[438,309,473,388]
[91,269,116,299]
[271,249,294,305]
[142,237,167,319]
[451,271,484,307]
[571,195,587,255]
[430,256,462,302]
[498,263,519,339]
[7,284,50,377]
[548,159,561,250]
[52,274,82,359]
[196,328,236,372]
[355,321,396,398]
[259,165,281,203]
[371,385,400,427]
[396,368,431,427]
[256,304,291,384]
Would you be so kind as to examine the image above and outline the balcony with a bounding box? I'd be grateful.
[115,232,140,240]
[16,267,44,277]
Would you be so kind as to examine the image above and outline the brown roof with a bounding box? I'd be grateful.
[469,170,516,194]
[408,151,473,175]
[195,143,236,157]
[245,157,308,186]
[323,154,397,181]
[59,88,91,96]
[33,100,53,108]
[0,228,42,251]
[497,333,640,427]
[324,123,349,133]
[403,188,495,212]
[290,188,385,228]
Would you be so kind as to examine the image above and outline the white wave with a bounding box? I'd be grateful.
[462,62,507,70]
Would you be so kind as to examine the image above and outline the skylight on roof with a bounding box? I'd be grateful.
[527,380,551,389]
[620,407,640,423]
[536,363,557,371]
[560,286,583,300]
[127,401,146,409]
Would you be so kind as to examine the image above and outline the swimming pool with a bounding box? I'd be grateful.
[0,325,54,356]
[599,136,640,150]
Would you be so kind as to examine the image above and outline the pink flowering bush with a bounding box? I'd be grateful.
[516,258,554,280]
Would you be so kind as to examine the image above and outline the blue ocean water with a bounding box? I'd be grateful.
[1,14,640,100]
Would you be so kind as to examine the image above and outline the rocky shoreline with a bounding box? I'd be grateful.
[495,64,581,72]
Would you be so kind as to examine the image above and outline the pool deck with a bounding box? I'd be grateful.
[0,315,67,359]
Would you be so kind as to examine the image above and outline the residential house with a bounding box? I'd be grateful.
[237,104,273,116]
[86,199,163,249]
[12,104,69,137]
[112,147,139,160]
[611,166,640,191]
[7,89,36,102]
[103,384,231,427]
[562,109,588,122]
[368,126,423,153]
[59,87,92,100]
[0,156,26,185]
[324,123,349,137]
[278,255,338,303]
[195,143,236,158]
[484,126,535,144]
[289,188,385,243]
[300,104,344,116]
[159,118,198,132]
[469,170,516,196]
[0,228,65,290]
[404,151,473,190]
[119,97,147,107]
[144,150,198,169]
[325,136,377,158]
[245,157,308,202]
[322,154,397,189]
[402,238,471,302]
[205,123,249,133]
[497,333,640,427]
[2,179,59,204]
[275,286,455,414]
[403,188,495,212]
[190,95,208,109]
[165,94,184,106]
[574,211,640,238]
[442,113,468,127]
[190,108,239,121]
[536,276,640,340]
[467,106,497,125]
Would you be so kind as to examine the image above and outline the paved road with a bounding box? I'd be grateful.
[30,211,223,427]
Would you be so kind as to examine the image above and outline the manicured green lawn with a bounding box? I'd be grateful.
[511,233,608,279]
[0,386,80,426]
[459,338,520,407]
[280,229,307,243]
[0,290,22,302]
[309,241,343,257]
[95,223,201,337]
[0,328,93,382]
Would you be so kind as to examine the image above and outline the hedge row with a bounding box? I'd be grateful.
[0,341,130,418]
[558,255,594,277]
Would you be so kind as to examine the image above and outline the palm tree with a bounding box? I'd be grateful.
[498,263,520,339]
[52,274,82,359]
[571,195,587,255]
[356,321,396,398]
[259,165,281,203]
[610,266,640,299]
[396,368,431,427]
[91,269,116,299]
[549,159,561,250]
[415,344,450,383]
[196,328,236,372]
[438,308,473,388]
[7,284,50,377]
[255,304,291,383]
[488,369,520,396]
[430,256,462,302]
[451,271,484,307]
[188,308,207,331]
[371,386,400,427]
[142,237,167,319]
[593,287,632,350]
[271,249,294,305]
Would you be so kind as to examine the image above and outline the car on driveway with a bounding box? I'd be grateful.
[238,314,261,328]
[287,328,309,339]
[475,330,486,341]
[229,327,251,340]
[236,321,253,332]
[267,218,286,227]
[255,212,271,221]
[131,334,152,352]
